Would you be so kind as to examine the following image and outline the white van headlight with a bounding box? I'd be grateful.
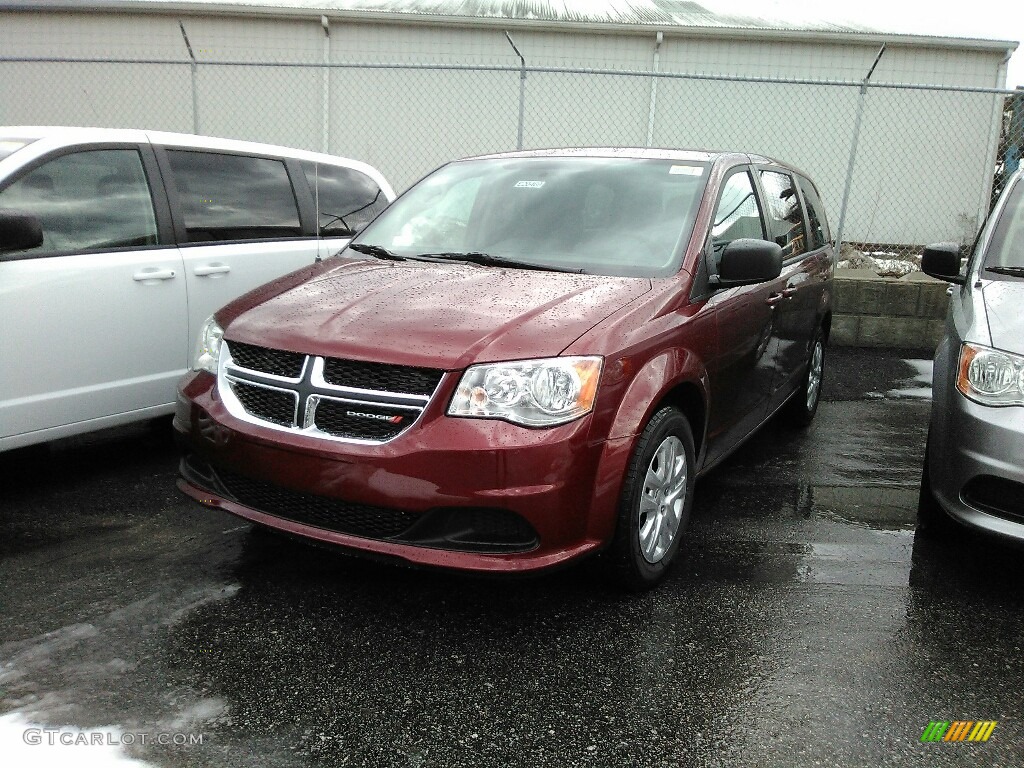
[192,316,224,374]
[448,356,602,427]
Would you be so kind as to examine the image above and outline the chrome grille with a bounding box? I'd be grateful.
[220,343,442,444]
[226,340,305,378]
[312,399,410,441]
[230,381,296,426]
[322,357,444,397]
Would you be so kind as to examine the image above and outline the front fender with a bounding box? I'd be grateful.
[585,349,710,543]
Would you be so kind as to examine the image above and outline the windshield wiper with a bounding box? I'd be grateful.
[417,251,584,273]
[348,243,406,261]
[986,265,1024,277]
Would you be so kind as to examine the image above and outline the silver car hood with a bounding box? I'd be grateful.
[981,280,1024,355]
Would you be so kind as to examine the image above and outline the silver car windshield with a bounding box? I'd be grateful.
[356,157,709,278]
[986,176,1024,272]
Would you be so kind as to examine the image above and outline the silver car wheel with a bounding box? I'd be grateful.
[806,340,824,411]
[638,435,688,564]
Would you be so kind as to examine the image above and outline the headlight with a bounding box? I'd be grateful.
[192,316,224,374]
[957,343,1024,406]
[448,356,603,427]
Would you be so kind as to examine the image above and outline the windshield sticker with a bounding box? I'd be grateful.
[669,165,704,176]
[514,180,545,188]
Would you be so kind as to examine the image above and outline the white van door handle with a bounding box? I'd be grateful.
[133,268,176,281]
[194,264,231,277]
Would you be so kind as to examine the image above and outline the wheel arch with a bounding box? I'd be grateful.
[586,349,710,545]
[655,380,707,462]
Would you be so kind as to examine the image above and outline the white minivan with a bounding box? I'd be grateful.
[0,127,395,450]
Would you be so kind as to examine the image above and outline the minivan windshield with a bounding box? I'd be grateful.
[985,176,1024,277]
[353,157,709,278]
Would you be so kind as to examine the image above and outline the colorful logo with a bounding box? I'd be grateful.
[921,721,997,742]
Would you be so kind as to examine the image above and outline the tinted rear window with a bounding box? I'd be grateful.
[301,161,388,236]
[167,150,302,243]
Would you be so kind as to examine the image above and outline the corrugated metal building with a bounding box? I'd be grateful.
[0,0,1017,246]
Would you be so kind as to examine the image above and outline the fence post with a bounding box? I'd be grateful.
[835,44,885,256]
[505,31,526,151]
[179,21,200,135]
[321,15,331,153]
[646,31,663,147]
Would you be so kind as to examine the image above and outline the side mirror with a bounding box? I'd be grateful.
[0,209,44,254]
[921,242,965,284]
[714,238,783,288]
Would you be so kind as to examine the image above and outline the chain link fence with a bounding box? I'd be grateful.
[1,54,1022,264]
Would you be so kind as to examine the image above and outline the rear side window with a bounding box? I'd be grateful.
[0,148,158,257]
[796,175,830,250]
[167,150,301,243]
[300,162,388,235]
[760,170,807,260]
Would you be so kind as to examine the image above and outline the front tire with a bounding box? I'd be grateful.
[784,328,825,427]
[608,407,696,590]
[917,435,955,539]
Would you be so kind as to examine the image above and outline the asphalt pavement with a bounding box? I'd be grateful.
[1,346,1021,768]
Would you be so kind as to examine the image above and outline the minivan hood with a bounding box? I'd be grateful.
[224,259,652,369]
[981,280,1024,355]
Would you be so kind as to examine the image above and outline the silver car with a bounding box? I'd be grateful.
[919,167,1024,539]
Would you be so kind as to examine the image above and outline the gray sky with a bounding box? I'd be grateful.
[703,0,1023,87]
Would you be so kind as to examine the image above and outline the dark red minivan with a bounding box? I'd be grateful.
[175,149,834,588]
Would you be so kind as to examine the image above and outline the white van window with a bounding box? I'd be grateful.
[0,149,158,256]
[300,162,388,235]
[167,150,302,243]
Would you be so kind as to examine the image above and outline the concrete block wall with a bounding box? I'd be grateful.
[831,269,949,349]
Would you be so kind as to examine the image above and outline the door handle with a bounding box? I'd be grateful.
[765,290,794,307]
[194,264,231,277]
[781,287,798,297]
[132,268,176,281]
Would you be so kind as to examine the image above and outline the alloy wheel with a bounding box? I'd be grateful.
[638,435,688,564]
[806,340,824,411]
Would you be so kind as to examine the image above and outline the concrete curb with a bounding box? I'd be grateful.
[831,269,949,349]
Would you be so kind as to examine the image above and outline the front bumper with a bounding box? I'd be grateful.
[174,372,628,573]
[929,388,1024,541]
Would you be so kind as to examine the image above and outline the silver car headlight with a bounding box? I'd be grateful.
[192,316,224,374]
[448,356,603,427]
[957,342,1024,406]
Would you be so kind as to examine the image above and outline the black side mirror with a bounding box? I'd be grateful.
[921,243,965,284]
[714,238,784,288]
[0,209,44,254]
